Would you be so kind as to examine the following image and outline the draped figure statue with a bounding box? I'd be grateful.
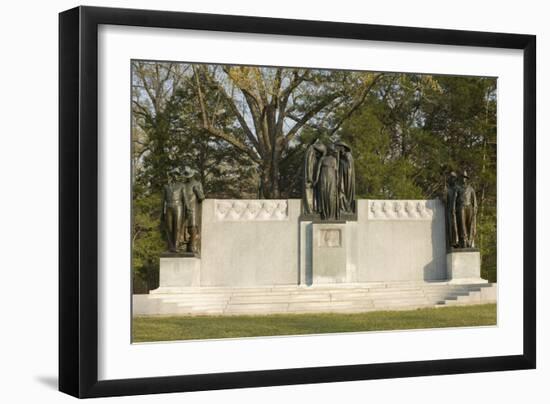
[315,144,340,220]
[336,142,355,214]
[301,138,356,220]
[303,140,326,215]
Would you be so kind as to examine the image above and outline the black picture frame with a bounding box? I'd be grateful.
[59,5,536,398]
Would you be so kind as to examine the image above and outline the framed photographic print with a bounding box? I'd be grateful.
[59,6,536,398]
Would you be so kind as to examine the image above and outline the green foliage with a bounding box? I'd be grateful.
[336,74,496,279]
[132,189,164,293]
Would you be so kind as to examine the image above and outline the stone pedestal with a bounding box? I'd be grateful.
[312,223,347,283]
[158,256,201,288]
[446,250,487,284]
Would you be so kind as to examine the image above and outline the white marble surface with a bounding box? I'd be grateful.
[446,251,485,284]
[200,199,301,286]
[312,223,348,283]
[157,257,201,289]
[197,198,448,287]
[356,199,447,282]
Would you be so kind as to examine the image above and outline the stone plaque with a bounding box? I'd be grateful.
[312,223,347,283]
[319,228,342,247]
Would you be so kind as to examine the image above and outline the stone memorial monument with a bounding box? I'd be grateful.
[299,139,358,285]
[135,154,494,316]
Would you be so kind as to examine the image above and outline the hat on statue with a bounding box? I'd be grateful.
[182,166,195,178]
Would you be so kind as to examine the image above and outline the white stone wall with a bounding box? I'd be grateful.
[198,198,446,287]
[356,199,447,282]
[200,199,301,286]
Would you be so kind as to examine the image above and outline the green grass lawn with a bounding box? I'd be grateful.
[132,303,496,342]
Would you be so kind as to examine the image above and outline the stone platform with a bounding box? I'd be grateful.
[134,281,496,316]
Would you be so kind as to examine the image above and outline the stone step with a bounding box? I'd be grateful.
[135,282,497,316]
[223,303,290,313]
[150,282,492,295]
[444,291,484,305]
[161,292,440,305]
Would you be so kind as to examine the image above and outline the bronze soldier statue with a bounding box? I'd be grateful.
[444,171,459,249]
[163,176,186,253]
[181,166,205,255]
[456,171,477,248]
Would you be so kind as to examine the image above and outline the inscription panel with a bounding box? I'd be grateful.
[318,229,342,247]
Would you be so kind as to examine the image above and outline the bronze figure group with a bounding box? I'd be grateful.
[444,171,477,250]
[163,166,205,255]
[303,139,356,220]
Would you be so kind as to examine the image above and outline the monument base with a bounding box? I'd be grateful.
[156,256,201,290]
[446,250,487,284]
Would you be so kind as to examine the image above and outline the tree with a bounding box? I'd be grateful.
[191,65,382,198]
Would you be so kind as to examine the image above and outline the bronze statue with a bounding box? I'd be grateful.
[456,171,477,248]
[315,143,340,220]
[302,139,356,220]
[303,139,322,215]
[444,171,459,249]
[181,166,205,255]
[336,142,355,214]
[163,178,186,253]
[162,166,205,255]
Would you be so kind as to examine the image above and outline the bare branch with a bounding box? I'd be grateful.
[200,66,261,152]
[285,92,341,144]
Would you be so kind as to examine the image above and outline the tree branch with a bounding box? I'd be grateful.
[328,73,383,136]
[284,92,341,144]
[192,66,261,163]
[200,66,261,152]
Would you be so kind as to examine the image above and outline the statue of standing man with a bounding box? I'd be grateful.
[444,171,459,249]
[456,171,477,248]
[444,170,478,250]
[163,171,185,253]
[163,166,205,255]
[181,166,205,255]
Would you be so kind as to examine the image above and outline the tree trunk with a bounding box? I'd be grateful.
[270,148,281,198]
[259,153,282,199]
